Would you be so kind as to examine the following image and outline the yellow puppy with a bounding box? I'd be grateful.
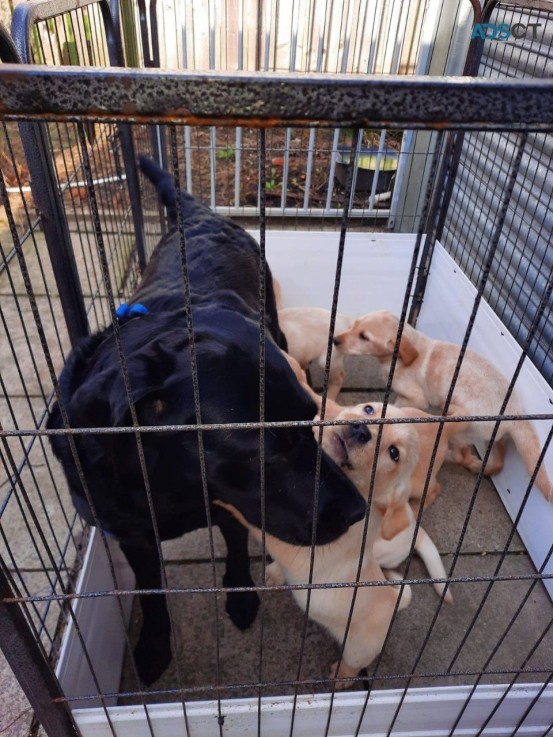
[280,349,343,419]
[334,310,553,501]
[321,403,454,601]
[260,402,418,685]
[279,307,354,400]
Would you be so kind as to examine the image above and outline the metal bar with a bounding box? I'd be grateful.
[135,0,152,66]
[11,0,122,65]
[0,24,20,62]
[15,119,89,344]
[0,68,553,128]
[256,126,268,737]
[40,670,553,704]
[0,564,80,737]
[3,568,553,605]
[4,411,552,438]
[97,2,149,275]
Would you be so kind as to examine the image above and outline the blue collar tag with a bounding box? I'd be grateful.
[116,303,150,320]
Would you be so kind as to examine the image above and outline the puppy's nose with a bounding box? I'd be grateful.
[348,422,371,444]
[333,337,341,347]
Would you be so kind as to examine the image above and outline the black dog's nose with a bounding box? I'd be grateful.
[348,422,371,444]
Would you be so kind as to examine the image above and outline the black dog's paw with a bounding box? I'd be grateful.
[225,590,260,630]
[134,632,172,686]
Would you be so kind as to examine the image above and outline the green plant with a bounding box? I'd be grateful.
[217,146,235,161]
[265,167,279,192]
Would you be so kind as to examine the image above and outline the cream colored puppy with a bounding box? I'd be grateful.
[374,499,452,604]
[323,403,454,602]
[334,311,553,501]
[279,307,354,400]
[396,404,468,513]
[261,403,419,685]
[280,350,342,419]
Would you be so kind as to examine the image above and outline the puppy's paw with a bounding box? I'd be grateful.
[134,631,172,686]
[435,583,454,604]
[225,590,260,631]
[457,445,484,474]
[385,572,412,609]
[329,659,359,689]
[265,561,285,587]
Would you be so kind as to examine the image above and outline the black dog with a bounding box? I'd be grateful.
[48,157,366,685]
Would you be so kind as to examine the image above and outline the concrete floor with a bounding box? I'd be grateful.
[1,231,552,734]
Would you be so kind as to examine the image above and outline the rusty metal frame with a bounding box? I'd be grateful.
[0,67,552,129]
[0,562,80,737]
[11,0,147,295]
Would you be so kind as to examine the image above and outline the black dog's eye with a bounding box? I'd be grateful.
[363,405,374,415]
[389,445,400,462]
[360,333,370,341]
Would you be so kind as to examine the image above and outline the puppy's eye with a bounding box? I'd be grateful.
[363,405,374,415]
[389,445,400,462]
[360,333,370,341]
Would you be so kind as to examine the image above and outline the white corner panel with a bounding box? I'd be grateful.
[417,243,553,599]
[55,528,135,708]
[262,231,420,316]
[73,684,553,737]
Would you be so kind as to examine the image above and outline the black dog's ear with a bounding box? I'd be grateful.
[69,332,193,430]
[69,366,121,428]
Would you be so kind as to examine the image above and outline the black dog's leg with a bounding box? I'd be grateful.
[213,507,260,630]
[120,542,172,685]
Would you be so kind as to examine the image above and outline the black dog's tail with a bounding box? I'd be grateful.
[138,155,200,225]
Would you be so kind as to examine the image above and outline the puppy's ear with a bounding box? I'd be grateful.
[381,503,411,540]
[398,335,419,366]
[318,399,342,420]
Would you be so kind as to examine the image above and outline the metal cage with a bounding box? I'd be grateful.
[1,1,552,736]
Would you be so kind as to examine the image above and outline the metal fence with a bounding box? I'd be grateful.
[438,0,553,385]
[121,0,480,220]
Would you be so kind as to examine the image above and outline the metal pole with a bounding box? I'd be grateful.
[18,120,90,344]
[0,564,81,737]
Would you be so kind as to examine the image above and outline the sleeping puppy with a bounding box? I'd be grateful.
[334,310,553,501]
[47,157,366,685]
[247,403,419,685]
[278,307,354,400]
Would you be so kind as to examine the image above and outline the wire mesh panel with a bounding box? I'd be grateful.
[140,0,480,220]
[439,0,553,385]
[0,19,82,681]
[0,62,552,737]
[10,0,153,339]
[0,3,553,736]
